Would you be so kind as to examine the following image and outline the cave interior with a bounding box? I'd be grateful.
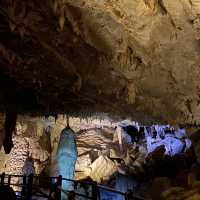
[0,0,200,200]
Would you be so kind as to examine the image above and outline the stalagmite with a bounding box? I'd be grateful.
[55,127,77,200]
[116,126,123,154]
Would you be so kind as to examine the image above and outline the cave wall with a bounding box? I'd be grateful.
[0,117,50,192]
[0,114,119,175]
[0,114,199,199]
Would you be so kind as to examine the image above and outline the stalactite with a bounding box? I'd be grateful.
[54,114,58,123]
[3,109,17,154]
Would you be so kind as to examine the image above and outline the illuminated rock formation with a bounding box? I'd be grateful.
[0,115,197,199]
[54,127,77,200]
[0,121,49,190]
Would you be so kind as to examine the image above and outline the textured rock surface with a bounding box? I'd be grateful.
[0,120,50,190]
[0,0,200,127]
[60,0,200,125]
[0,114,197,199]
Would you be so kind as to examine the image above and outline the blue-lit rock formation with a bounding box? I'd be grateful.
[99,174,137,200]
[55,127,77,200]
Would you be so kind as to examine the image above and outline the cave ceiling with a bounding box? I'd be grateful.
[0,0,200,125]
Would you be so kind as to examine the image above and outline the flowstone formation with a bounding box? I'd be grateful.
[75,121,193,178]
[72,118,200,200]
[0,0,200,130]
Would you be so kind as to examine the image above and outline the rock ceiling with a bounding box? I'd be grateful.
[0,0,200,125]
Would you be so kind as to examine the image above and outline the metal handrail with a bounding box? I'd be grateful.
[0,173,149,200]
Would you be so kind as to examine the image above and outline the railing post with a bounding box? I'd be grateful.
[48,177,53,199]
[27,173,33,200]
[7,175,11,186]
[21,175,27,198]
[55,175,62,200]
[92,181,98,200]
[1,173,5,186]
[125,190,132,200]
